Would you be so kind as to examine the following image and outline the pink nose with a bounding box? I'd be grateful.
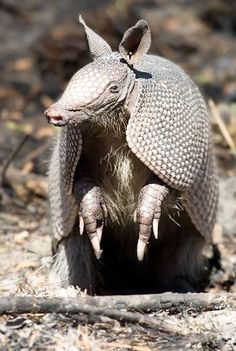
[44,107,63,122]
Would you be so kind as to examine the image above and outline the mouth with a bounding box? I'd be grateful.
[44,105,90,127]
[44,106,69,127]
[47,115,68,127]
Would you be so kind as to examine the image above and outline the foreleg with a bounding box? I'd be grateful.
[74,177,107,259]
[135,179,169,261]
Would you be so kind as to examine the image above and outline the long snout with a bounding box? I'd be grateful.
[44,104,68,127]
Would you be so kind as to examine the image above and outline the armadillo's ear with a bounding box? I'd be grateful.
[79,15,112,60]
[119,20,151,65]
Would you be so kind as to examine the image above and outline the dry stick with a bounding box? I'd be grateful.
[0,165,48,197]
[0,0,26,17]
[92,292,236,311]
[0,296,183,334]
[209,99,236,152]
[21,139,51,165]
[0,293,235,316]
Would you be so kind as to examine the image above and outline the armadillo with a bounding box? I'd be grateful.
[45,17,218,294]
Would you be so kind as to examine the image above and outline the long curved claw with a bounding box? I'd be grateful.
[97,225,103,243]
[79,216,84,235]
[89,233,102,259]
[137,221,152,261]
[133,209,137,223]
[83,213,104,259]
[152,218,159,239]
[137,239,147,261]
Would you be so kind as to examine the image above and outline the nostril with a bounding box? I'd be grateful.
[44,108,64,124]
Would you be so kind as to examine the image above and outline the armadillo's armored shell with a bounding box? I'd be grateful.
[126,55,218,239]
[127,69,208,190]
[49,125,82,241]
[183,144,219,241]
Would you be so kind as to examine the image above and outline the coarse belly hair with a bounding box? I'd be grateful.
[101,144,151,228]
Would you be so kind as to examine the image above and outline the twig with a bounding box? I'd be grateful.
[0,134,30,186]
[21,139,51,165]
[93,292,236,312]
[209,99,236,152]
[0,0,28,18]
[0,165,47,197]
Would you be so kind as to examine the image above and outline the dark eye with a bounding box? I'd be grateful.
[110,85,119,93]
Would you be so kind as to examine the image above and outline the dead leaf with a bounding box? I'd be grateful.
[7,57,33,71]
[0,87,19,99]
[104,342,152,351]
[15,260,38,271]
[5,121,33,134]
[21,161,34,174]
[26,179,48,197]
[13,230,29,244]
[6,316,30,329]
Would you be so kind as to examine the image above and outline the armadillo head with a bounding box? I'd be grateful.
[45,17,151,127]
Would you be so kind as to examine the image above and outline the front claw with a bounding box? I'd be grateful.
[137,235,148,262]
[75,182,107,259]
[136,183,169,261]
[89,232,102,260]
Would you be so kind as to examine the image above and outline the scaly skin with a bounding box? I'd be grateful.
[48,125,82,242]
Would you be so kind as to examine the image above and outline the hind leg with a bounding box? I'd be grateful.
[49,225,98,295]
[147,206,208,293]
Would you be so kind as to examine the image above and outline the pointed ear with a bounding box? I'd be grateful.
[79,15,112,60]
[119,20,151,65]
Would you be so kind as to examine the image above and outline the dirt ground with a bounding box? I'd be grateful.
[0,0,236,349]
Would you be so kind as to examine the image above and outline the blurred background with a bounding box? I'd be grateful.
[0,0,236,295]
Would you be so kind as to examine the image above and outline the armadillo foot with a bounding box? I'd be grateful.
[74,179,107,259]
[136,183,169,261]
